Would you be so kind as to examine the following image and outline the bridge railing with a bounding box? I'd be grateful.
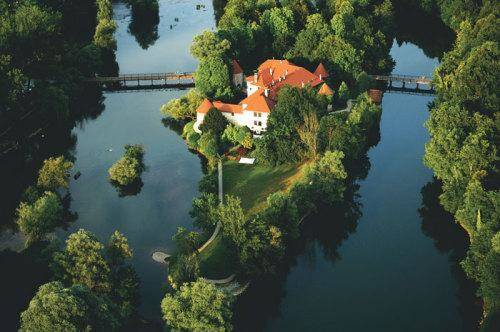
[369,74,432,84]
[86,72,195,82]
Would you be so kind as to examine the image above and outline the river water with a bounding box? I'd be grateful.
[0,0,480,329]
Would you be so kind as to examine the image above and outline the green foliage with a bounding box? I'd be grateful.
[161,89,204,120]
[195,57,235,100]
[108,144,145,186]
[51,229,139,323]
[16,191,63,245]
[161,279,234,331]
[190,192,219,232]
[260,7,296,56]
[52,229,112,293]
[218,195,247,247]
[191,31,231,60]
[167,253,201,289]
[255,86,325,165]
[302,150,347,204]
[424,1,500,318]
[20,281,118,332]
[173,227,203,255]
[198,171,218,194]
[198,131,220,167]
[200,108,229,135]
[222,124,253,148]
[94,0,117,50]
[338,81,349,104]
[318,113,364,161]
[37,156,73,191]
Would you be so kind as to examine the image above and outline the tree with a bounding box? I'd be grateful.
[200,108,229,135]
[337,81,349,104]
[218,195,247,247]
[52,229,111,293]
[167,253,201,289]
[222,124,253,148]
[260,7,296,56]
[194,57,234,101]
[190,31,231,60]
[93,18,117,50]
[161,279,234,331]
[19,282,118,332]
[190,193,219,232]
[16,191,63,245]
[108,145,145,186]
[20,281,89,332]
[160,89,204,120]
[297,110,319,159]
[37,156,73,191]
[198,131,220,167]
[303,150,347,204]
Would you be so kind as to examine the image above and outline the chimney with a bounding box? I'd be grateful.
[269,67,274,76]
[319,74,322,80]
[264,89,269,97]
[254,72,258,83]
[285,69,288,76]
[301,81,304,88]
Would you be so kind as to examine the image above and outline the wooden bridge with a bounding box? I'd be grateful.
[369,74,434,94]
[86,72,195,91]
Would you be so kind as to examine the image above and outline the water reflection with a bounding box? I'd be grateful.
[234,178,365,331]
[128,3,160,49]
[419,179,481,331]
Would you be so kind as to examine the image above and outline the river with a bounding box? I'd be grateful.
[0,0,480,329]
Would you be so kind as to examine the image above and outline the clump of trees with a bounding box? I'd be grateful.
[20,229,139,331]
[16,155,73,245]
[161,89,204,120]
[423,0,499,323]
[161,279,234,331]
[108,144,145,186]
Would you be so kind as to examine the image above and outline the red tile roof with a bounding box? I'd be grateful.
[232,60,243,75]
[196,99,214,114]
[314,63,329,78]
[239,89,275,113]
[318,83,334,96]
[198,60,331,115]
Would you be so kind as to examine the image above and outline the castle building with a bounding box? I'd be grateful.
[194,59,333,134]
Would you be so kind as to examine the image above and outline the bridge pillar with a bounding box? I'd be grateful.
[416,83,419,90]
[402,82,405,88]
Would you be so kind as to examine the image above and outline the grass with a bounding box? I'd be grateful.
[199,233,237,279]
[222,160,305,216]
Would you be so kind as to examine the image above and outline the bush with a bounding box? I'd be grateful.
[16,191,63,245]
[161,89,204,120]
[109,145,145,186]
[222,124,253,148]
[37,156,73,191]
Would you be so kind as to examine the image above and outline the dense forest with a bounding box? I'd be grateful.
[418,0,499,328]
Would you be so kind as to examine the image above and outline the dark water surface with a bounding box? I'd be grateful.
[234,42,479,331]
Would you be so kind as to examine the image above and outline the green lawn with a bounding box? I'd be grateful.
[199,233,237,279]
[222,160,305,216]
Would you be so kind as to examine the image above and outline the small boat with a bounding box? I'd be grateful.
[74,171,81,180]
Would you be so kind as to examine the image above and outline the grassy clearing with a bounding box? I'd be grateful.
[223,160,305,215]
[199,233,237,279]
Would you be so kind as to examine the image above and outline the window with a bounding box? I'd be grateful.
[258,121,262,126]
[254,120,257,125]
[253,112,257,117]
[230,112,234,116]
